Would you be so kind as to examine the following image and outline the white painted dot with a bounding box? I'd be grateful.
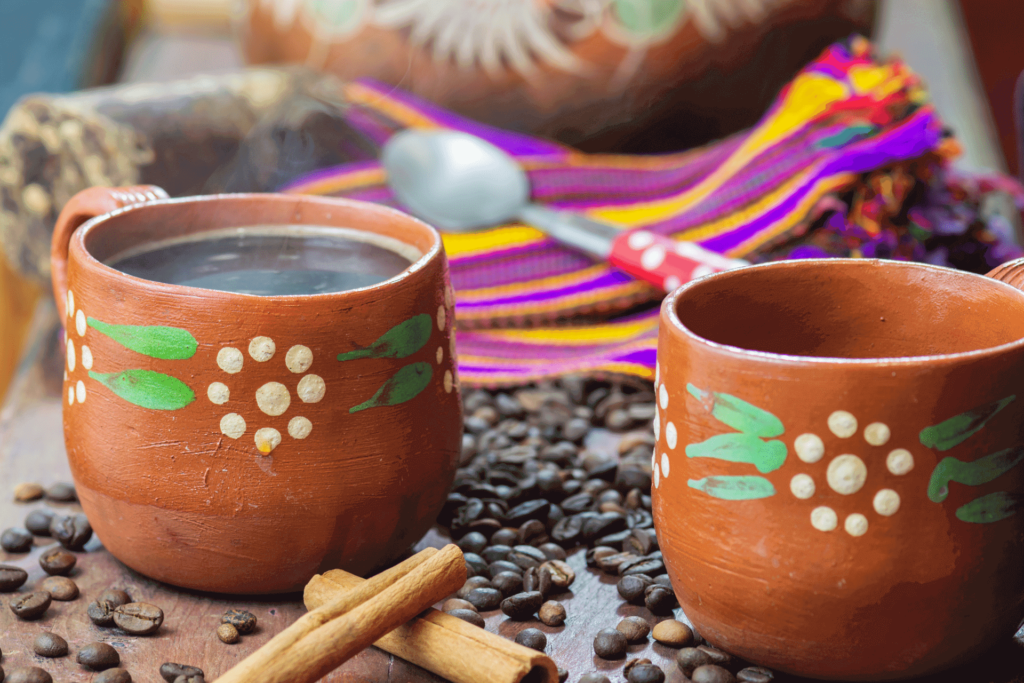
[297,374,326,403]
[288,416,312,439]
[790,474,816,499]
[663,275,681,292]
[220,413,246,439]
[864,422,890,446]
[666,421,677,449]
[827,454,867,495]
[249,337,276,362]
[811,506,838,531]
[794,433,824,463]
[828,410,858,438]
[655,363,660,384]
[63,369,67,382]
[659,384,669,410]
[653,462,660,488]
[651,449,656,470]
[76,380,85,404]
[66,290,74,318]
[256,382,291,416]
[217,348,244,374]
[285,345,313,373]
[66,340,76,372]
[68,386,74,406]
[873,489,901,516]
[652,411,660,440]
[449,332,457,361]
[76,310,86,336]
[627,231,655,250]
[437,305,446,331]
[691,264,714,279]
[444,369,454,394]
[845,513,869,537]
[436,346,444,364]
[81,345,93,370]
[444,286,454,308]
[255,427,282,454]
[887,449,914,476]
[660,453,670,478]
[207,382,230,405]
[640,244,667,270]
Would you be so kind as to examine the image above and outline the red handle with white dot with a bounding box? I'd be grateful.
[608,230,749,292]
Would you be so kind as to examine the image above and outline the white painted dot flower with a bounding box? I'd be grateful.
[791,410,914,537]
[650,362,676,489]
[214,337,323,454]
[64,289,93,408]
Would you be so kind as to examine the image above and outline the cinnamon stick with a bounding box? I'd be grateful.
[305,566,560,683]
[214,544,465,683]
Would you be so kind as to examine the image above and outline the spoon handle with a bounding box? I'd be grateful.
[607,229,749,292]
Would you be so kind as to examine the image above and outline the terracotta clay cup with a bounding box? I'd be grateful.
[652,258,1024,680]
[50,186,462,594]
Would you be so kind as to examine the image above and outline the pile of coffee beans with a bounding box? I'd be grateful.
[438,377,777,683]
[218,608,257,644]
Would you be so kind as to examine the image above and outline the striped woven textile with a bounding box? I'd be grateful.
[284,36,1022,388]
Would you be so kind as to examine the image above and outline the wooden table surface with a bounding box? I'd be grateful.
[1,302,1023,683]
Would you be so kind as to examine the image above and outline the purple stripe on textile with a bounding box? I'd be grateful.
[455,269,633,309]
[451,247,597,290]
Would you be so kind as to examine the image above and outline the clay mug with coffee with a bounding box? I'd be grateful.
[51,186,462,593]
[653,258,1024,680]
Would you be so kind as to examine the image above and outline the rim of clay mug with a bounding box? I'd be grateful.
[71,193,443,300]
[664,257,1024,366]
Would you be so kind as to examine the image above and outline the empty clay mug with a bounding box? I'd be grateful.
[51,186,462,593]
[652,258,1024,680]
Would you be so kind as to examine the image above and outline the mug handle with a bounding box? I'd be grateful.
[986,257,1024,290]
[51,185,169,320]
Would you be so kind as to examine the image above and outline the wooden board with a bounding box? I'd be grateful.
[0,301,1022,683]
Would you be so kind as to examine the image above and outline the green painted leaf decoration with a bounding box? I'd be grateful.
[927,446,1024,503]
[956,492,1020,523]
[89,370,195,411]
[687,476,776,500]
[350,362,433,413]
[88,318,198,360]
[686,383,784,438]
[685,433,787,474]
[920,395,1016,451]
[337,314,432,362]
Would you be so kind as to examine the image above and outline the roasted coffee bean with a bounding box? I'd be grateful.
[172,675,205,683]
[623,528,655,556]
[100,588,131,606]
[456,531,488,555]
[24,510,53,536]
[652,619,693,646]
[447,608,485,627]
[585,546,616,568]
[593,628,627,659]
[88,601,118,626]
[594,530,632,547]
[644,585,676,615]
[50,513,92,550]
[509,545,545,568]
[605,409,632,431]
[33,632,67,657]
[535,470,562,495]
[653,575,673,588]
[621,558,664,578]
[464,553,490,578]
[221,608,257,635]
[624,489,643,510]
[557,668,568,683]
[550,515,584,544]
[578,674,611,683]
[10,591,50,619]
[583,512,628,541]
[14,482,44,502]
[627,663,665,683]
[488,560,522,576]
[490,528,518,546]
[540,560,574,589]
[514,628,546,652]
[1,528,32,552]
[616,616,650,642]
[38,576,77,601]
[627,508,654,530]
[39,547,75,576]
[217,623,239,644]
[616,467,651,492]
[481,545,511,563]
[464,587,503,611]
[499,591,543,620]
[559,493,594,514]
[521,566,553,597]
[691,665,736,683]
[490,571,524,597]
[538,600,566,627]
[442,598,476,613]
[623,659,651,679]
[6,667,52,683]
[562,418,590,442]
[697,645,735,668]
[456,576,493,599]
[736,667,774,683]
[160,664,204,682]
[495,393,524,417]
[517,519,547,546]
[44,483,76,502]
[503,500,548,526]
[113,602,164,635]
[95,668,132,683]
[597,551,637,574]
[538,543,566,561]
[677,648,713,676]
[77,642,120,669]
[0,564,28,591]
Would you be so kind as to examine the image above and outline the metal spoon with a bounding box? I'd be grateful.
[381,129,747,292]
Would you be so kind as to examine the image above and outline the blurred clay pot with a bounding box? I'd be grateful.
[51,186,462,593]
[653,258,1024,679]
